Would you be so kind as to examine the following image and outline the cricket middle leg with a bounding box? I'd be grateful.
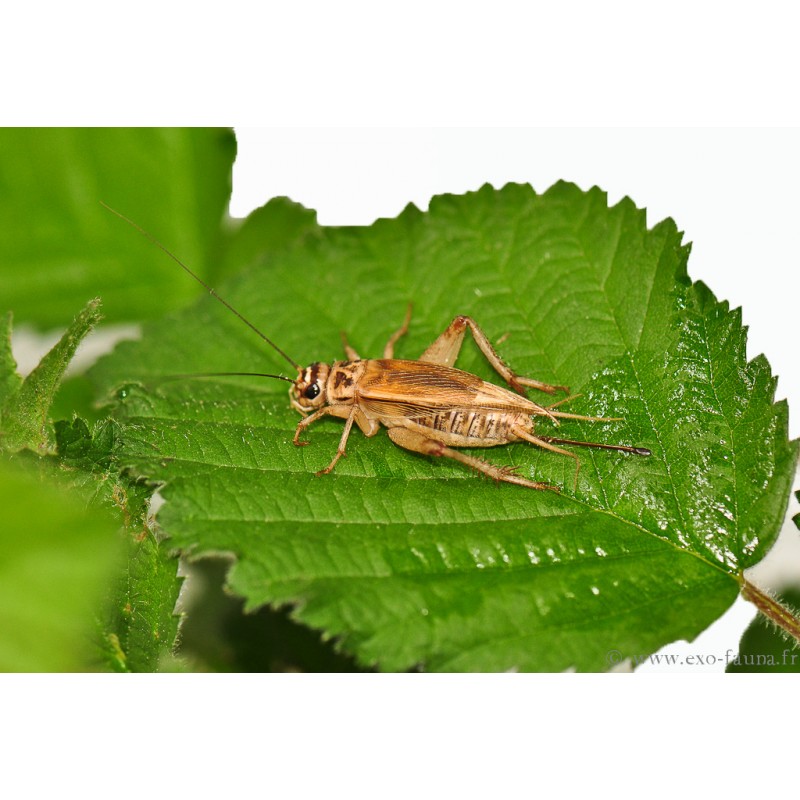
[383,303,413,359]
[418,315,569,396]
[295,406,379,475]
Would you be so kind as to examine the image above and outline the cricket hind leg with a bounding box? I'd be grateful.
[418,315,569,396]
[512,425,581,490]
[386,426,557,491]
[383,303,413,358]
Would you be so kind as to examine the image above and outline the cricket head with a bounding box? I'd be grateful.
[290,362,330,414]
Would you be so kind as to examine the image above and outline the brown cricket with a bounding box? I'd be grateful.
[104,203,651,491]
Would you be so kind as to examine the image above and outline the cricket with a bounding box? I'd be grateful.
[104,203,651,491]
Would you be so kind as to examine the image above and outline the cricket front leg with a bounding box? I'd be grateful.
[293,406,337,446]
[294,406,371,475]
[386,426,557,491]
[419,315,568,395]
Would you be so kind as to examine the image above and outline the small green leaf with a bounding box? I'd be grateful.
[0,128,235,327]
[2,299,101,453]
[93,183,798,671]
[0,459,120,671]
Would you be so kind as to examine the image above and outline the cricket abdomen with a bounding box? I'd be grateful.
[404,409,532,448]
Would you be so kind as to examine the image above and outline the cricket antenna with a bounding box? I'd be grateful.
[153,371,295,384]
[538,436,651,457]
[100,201,302,373]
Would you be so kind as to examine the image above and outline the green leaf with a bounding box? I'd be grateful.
[0,458,121,671]
[54,417,183,672]
[2,299,101,453]
[0,128,235,327]
[93,183,798,671]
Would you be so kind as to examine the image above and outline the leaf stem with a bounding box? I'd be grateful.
[741,578,800,645]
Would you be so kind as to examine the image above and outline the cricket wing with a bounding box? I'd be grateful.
[357,359,541,420]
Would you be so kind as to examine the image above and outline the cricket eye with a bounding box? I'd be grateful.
[304,383,321,400]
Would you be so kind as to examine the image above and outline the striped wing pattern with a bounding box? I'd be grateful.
[357,359,539,422]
